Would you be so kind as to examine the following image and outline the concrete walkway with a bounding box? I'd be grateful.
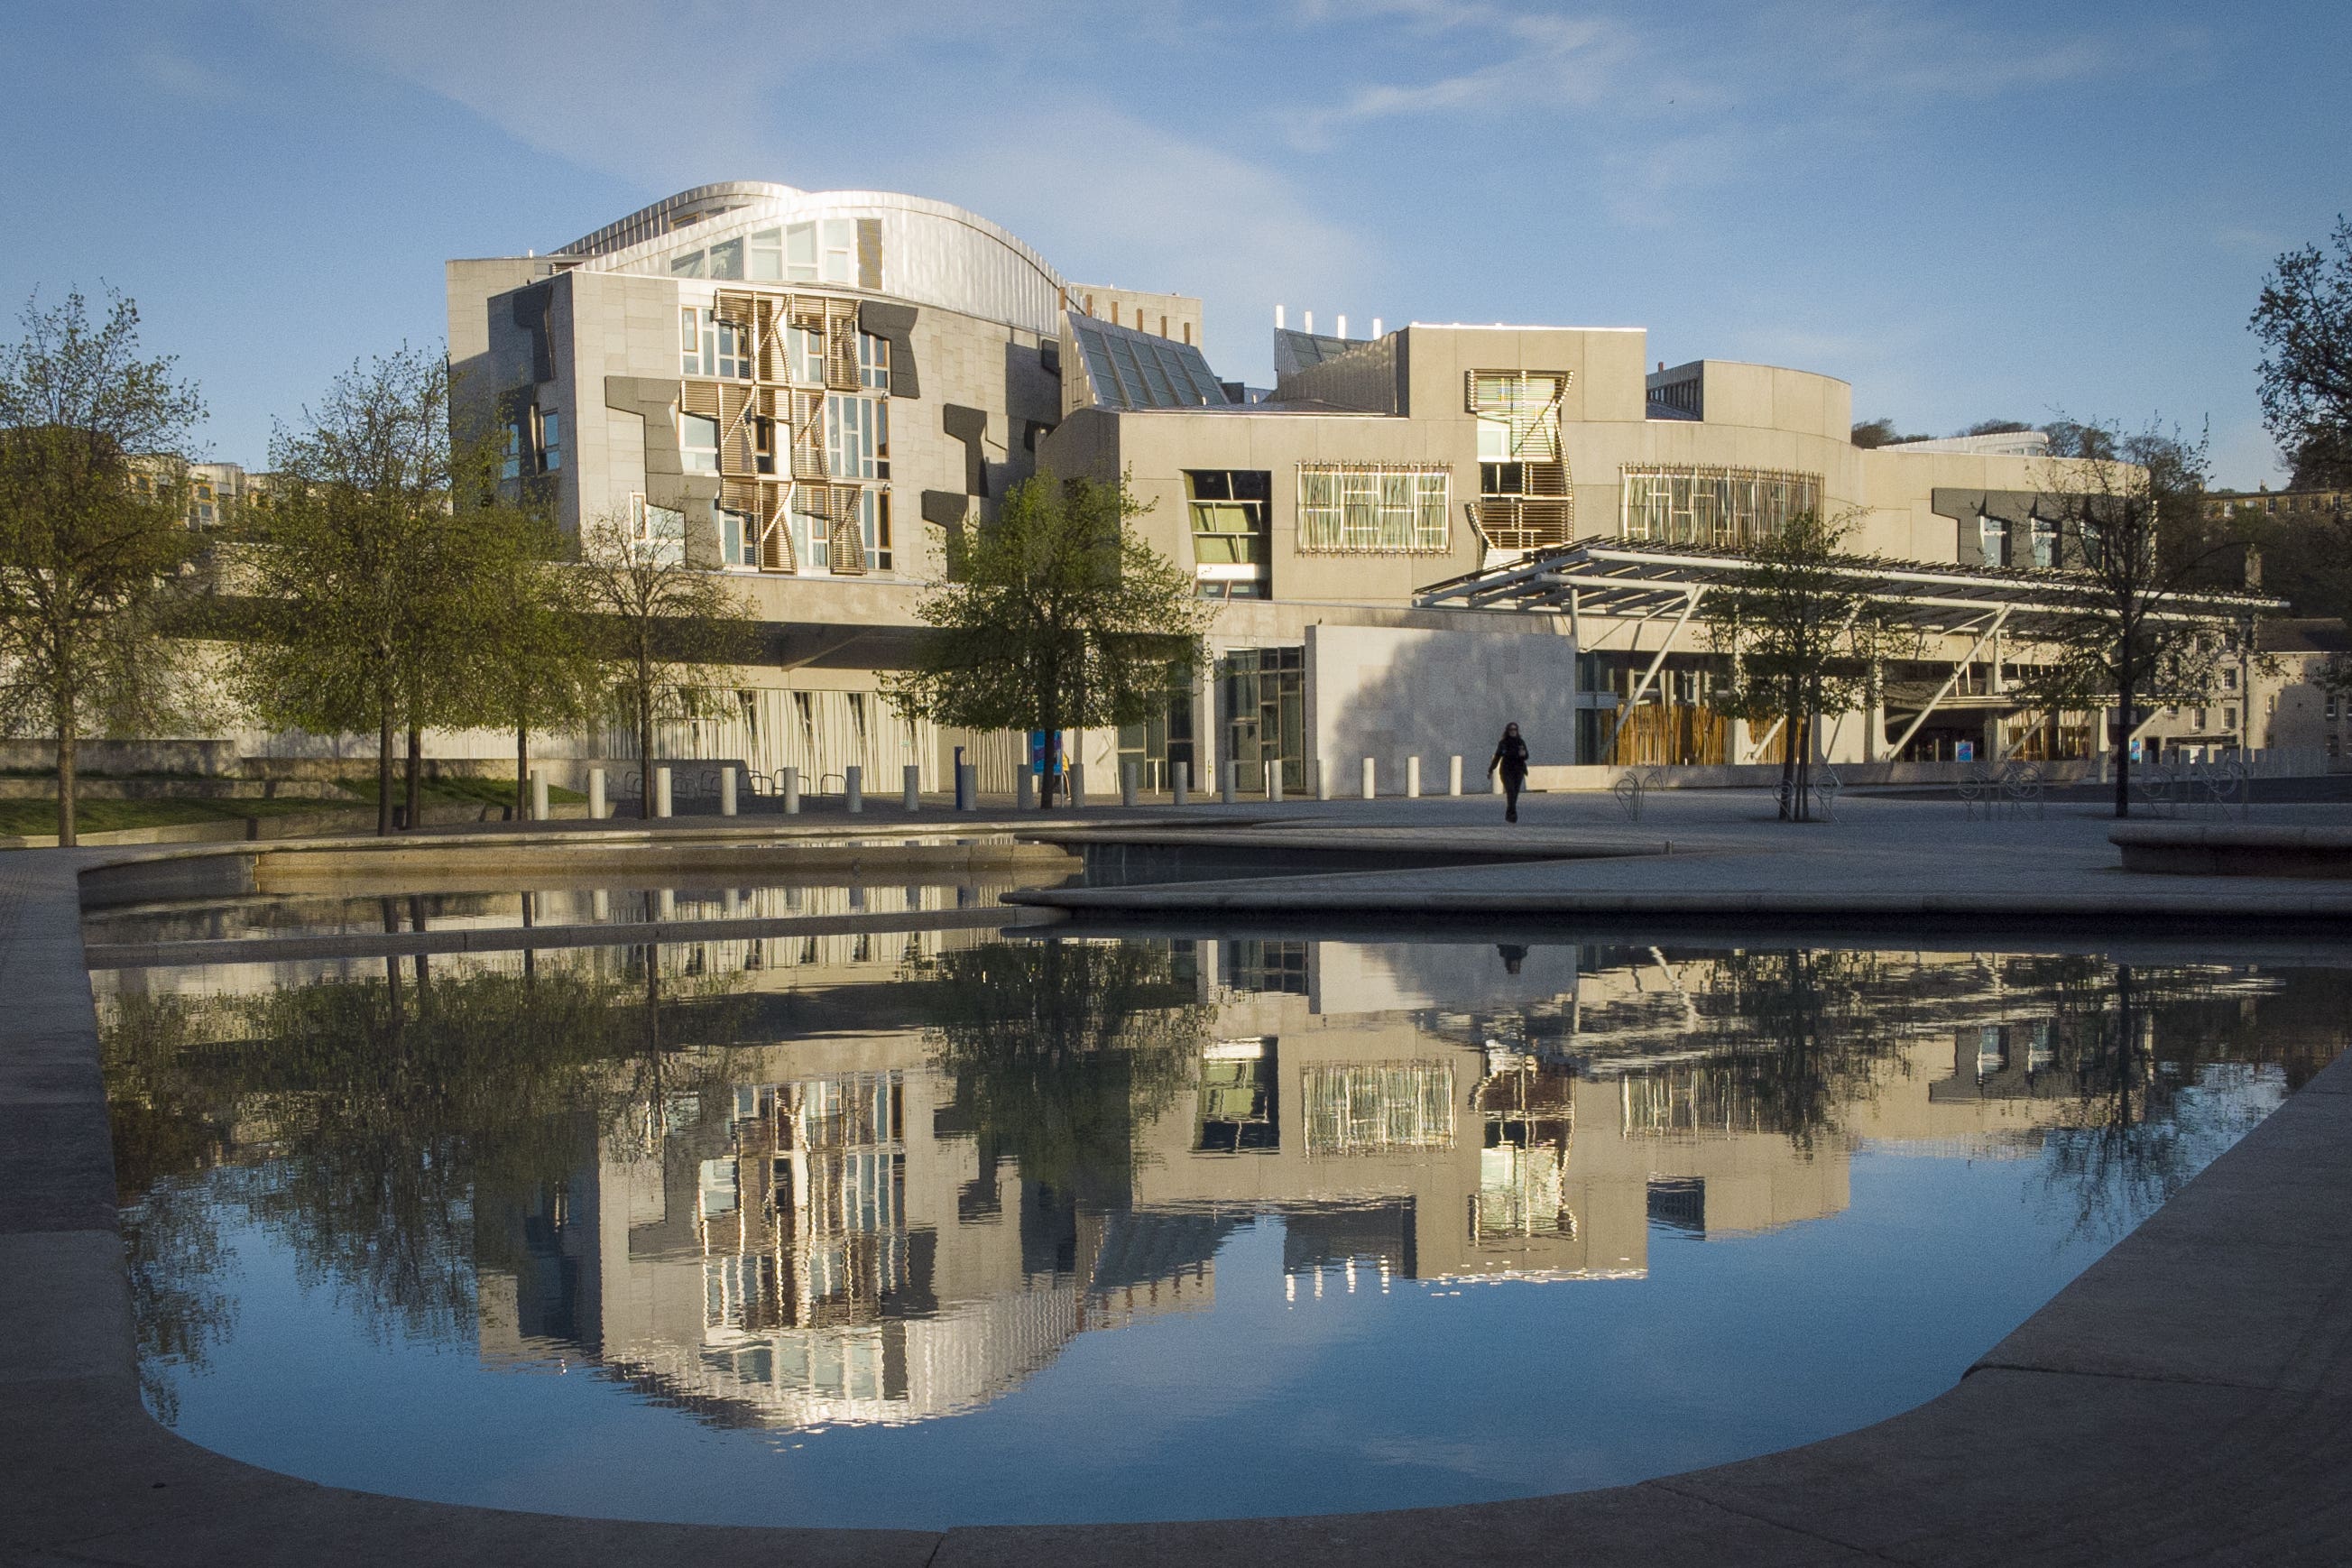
[1016,790,2352,926]
[5,817,2352,1563]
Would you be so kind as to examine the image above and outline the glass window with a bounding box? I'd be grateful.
[538,410,561,473]
[786,222,818,281]
[1296,465,1449,552]
[826,394,886,480]
[788,325,824,384]
[680,309,748,380]
[821,218,854,283]
[681,412,720,473]
[1980,515,2009,566]
[858,331,890,392]
[628,495,686,567]
[500,420,521,481]
[719,509,756,568]
[752,416,776,475]
[2030,517,2056,569]
[1619,466,1823,549]
[792,490,831,571]
[706,237,743,280]
[747,226,783,281]
[861,487,891,571]
[669,248,706,278]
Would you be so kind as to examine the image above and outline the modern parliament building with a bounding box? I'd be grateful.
[447,180,2231,794]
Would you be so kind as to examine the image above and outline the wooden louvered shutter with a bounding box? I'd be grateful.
[824,300,861,392]
[790,389,826,479]
[827,483,866,574]
[758,481,794,572]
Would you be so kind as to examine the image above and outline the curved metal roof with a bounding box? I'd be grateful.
[559,186,1072,336]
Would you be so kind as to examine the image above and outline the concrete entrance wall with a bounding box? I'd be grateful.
[1305,623,1578,789]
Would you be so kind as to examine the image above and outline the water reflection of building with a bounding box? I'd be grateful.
[456,936,2274,1429]
[98,925,2271,1429]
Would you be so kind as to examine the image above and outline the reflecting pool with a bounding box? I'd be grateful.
[97,929,2349,1527]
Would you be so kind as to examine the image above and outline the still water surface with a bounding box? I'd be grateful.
[98,929,2348,1526]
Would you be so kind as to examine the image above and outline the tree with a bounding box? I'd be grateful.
[0,291,207,845]
[2015,420,2242,818]
[574,511,760,819]
[2252,216,2352,489]
[1960,419,2033,438]
[1850,418,1930,449]
[882,473,1207,807]
[466,499,601,822]
[238,348,489,836]
[1707,511,1898,821]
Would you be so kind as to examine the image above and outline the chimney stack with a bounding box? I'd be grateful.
[1304,310,1314,334]
[1372,318,1383,337]
[1336,314,1348,338]
[1275,304,1286,330]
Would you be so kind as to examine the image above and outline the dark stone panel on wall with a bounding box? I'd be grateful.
[510,284,555,383]
[858,301,920,399]
[603,374,720,562]
[1039,341,1061,378]
[944,404,989,497]
[920,490,971,529]
[1024,420,1056,453]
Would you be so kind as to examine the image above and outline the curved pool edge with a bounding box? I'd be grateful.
[5,845,2349,1567]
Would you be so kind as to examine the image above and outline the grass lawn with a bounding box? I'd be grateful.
[0,796,361,838]
[333,775,587,807]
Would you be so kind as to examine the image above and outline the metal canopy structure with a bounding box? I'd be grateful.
[1416,536,2278,637]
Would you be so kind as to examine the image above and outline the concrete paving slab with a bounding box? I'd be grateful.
[0,1231,135,1385]
[0,1101,122,1234]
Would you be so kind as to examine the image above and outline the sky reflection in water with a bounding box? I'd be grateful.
[98,929,2349,1527]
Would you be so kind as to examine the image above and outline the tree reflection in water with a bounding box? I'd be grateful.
[914,937,1212,1200]
[103,945,752,1412]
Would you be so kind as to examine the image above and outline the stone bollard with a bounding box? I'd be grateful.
[1222,760,1239,805]
[722,886,740,918]
[1407,757,1422,798]
[1017,768,1037,811]
[1314,758,1332,801]
[1448,754,1463,797]
[1171,760,1190,807]
[903,764,921,812]
[1267,764,1283,803]
[1491,764,1505,795]
[654,766,674,817]
[587,767,607,821]
[530,769,549,822]
[1121,760,1139,807]
[657,888,676,921]
[1361,756,1377,799]
[590,888,610,921]
[720,766,738,817]
[1068,761,1086,809]
[955,761,976,812]
[781,766,801,815]
[844,765,863,814]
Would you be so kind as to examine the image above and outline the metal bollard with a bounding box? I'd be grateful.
[1017,768,1037,811]
[1267,764,1283,803]
[844,765,863,814]
[1222,760,1239,804]
[720,766,738,816]
[587,767,606,821]
[654,766,674,817]
[1361,757,1377,799]
[1314,758,1332,801]
[1448,754,1463,797]
[956,761,976,812]
[1172,760,1190,807]
[1407,757,1422,798]
[781,766,801,815]
[530,769,549,822]
[903,763,921,812]
[1121,760,1139,807]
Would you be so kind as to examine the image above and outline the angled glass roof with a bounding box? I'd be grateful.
[1071,316,1233,410]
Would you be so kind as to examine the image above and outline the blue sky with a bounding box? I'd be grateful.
[2,1,2343,486]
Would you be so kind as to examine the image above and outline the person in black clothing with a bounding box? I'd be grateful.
[1489,722,1530,822]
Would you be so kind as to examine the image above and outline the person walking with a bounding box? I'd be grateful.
[1488,722,1530,823]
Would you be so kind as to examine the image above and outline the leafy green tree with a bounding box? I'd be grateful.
[1707,511,1898,821]
[2015,420,2244,818]
[237,348,490,835]
[883,473,1206,807]
[2252,216,2352,488]
[0,290,207,844]
[574,511,760,818]
[468,503,602,821]
[917,937,1208,1195]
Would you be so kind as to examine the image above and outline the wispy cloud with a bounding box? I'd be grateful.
[135,46,240,106]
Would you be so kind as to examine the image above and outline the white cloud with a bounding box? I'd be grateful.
[135,46,241,106]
